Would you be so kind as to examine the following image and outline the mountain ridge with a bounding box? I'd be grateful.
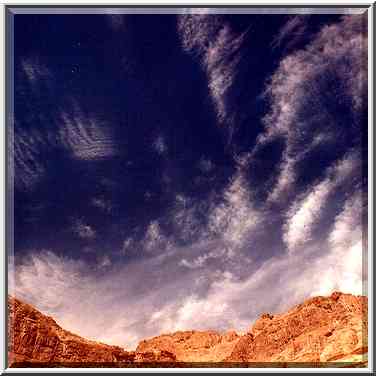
[8,292,368,368]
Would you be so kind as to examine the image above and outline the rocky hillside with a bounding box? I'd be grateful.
[226,292,367,364]
[137,329,240,362]
[8,292,367,367]
[8,296,175,367]
[136,292,367,366]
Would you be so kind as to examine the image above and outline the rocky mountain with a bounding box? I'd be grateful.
[137,329,240,362]
[226,292,367,364]
[8,296,176,367]
[8,292,367,368]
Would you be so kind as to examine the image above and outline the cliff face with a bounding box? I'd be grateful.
[227,292,367,364]
[136,292,367,365]
[8,292,367,367]
[8,296,175,366]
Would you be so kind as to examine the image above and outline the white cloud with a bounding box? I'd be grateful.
[283,151,360,253]
[21,57,52,89]
[204,26,244,125]
[198,157,214,173]
[13,251,90,312]
[12,184,365,350]
[91,197,113,214]
[13,102,120,193]
[59,104,118,161]
[12,250,197,349]
[179,247,231,269]
[177,15,246,142]
[143,221,171,254]
[208,166,260,250]
[264,15,366,138]
[12,251,145,348]
[259,15,367,204]
[12,126,48,191]
[72,218,96,240]
[271,15,309,51]
[284,177,332,252]
[266,154,295,204]
[309,192,364,296]
[161,193,365,333]
[11,154,264,348]
[97,255,112,269]
[120,237,133,255]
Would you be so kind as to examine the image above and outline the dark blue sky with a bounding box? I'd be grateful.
[10,9,368,349]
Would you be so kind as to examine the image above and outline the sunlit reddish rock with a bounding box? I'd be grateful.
[226,292,367,364]
[8,296,175,366]
[136,329,240,362]
[8,292,367,367]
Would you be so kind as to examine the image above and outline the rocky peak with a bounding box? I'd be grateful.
[227,292,367,363]
[8,296,176,367]
[8,292,367,367]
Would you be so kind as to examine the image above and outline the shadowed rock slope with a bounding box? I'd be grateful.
[8,292,367,367]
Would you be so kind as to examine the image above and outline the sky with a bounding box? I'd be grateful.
[9,8,368,350]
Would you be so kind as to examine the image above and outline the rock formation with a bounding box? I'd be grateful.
[137,329,240,362]
[226,292,367,364]
[8,296,175,367]
[8,291,367,368]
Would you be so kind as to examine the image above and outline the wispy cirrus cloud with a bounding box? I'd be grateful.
[177,14,247,144]
[283,150,361,253]
[72,218,96,240]
[252,15,367,205]
[208,164,261,251]
[13,82,120,193]
[318,192,364,295]
[12,127,47,191]
[91,197,113,214]
[271,15,310,52]
[21,57,53,91]
[11,141,366,348]
[59,104,118,161]
[11,187,364,348]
